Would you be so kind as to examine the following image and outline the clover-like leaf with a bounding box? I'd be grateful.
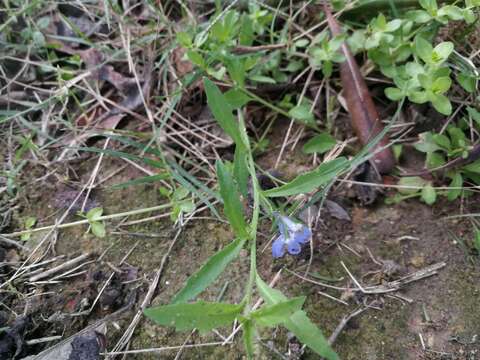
[432,42,454,64]
[415,36,433,64]
[431,76,451,94]
[86,207,103,221]
[430,94,452,115]
[91,221,106,238]
[385,87,405,101]
[421,184,437,205]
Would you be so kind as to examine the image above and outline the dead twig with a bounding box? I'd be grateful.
[28,253,90,282]
[232,43,287,54]
[341,261,447,295]
[328,305,373,345]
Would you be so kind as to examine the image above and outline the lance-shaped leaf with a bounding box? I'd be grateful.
[242,319,256,359]
[256,275,338,360]
[144,301,243,334]
[204,78,244,148]
[324,5,395,174]
[172,237,246,304]
[250,296,306,327]
[264,157,349,197]
[216,160,249,238]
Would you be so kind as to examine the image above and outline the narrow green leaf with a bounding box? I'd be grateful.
[234,146,249,197]
[166,160,221,219]
[474,230,480,252]
[249,75,276,84]
[242,319,256,359]
[112,173,170,189]
[204,78,244,147]
[216,160,248,238]
[264,158,349,197]
[251,297,305,327]
[78,147,165,169]
[173,238,246,304]
[144,301,243,334]
[255,275,338,360]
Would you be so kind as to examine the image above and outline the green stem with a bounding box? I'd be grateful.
[3,203,172,237]
[242,88,291,118]
[239,113,261,309]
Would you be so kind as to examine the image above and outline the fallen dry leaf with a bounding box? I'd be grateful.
[324,5,395,174]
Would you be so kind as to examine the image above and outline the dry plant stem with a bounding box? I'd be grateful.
[288,261,446,295]
[232,43,287,54]
[108,226,184,357]
[341,261,446,294]
[1,184,94,289]
[323,5,395,174]
[2,203,172,238]
[0,235,28,250]
[328,305,372,345]
[29,253,90,282]
[72,243,138,318]
[102,341,232,356]
[338,178,479,192]
[25,336,63,346]
[275,67,315,167]
[81,138,110,212]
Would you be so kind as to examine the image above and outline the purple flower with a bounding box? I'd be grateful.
[272,214,312,258]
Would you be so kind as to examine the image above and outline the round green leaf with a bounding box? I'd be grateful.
[430,94,452,115]
[414,36,433,64]
[421,184,436,205]
[433,42,454,64]
[302,133,336,154]
[398,176,427,195]
[385,87,404,101]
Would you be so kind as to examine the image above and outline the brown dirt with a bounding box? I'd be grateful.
[2,128,479,360]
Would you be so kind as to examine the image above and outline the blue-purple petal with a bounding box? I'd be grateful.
[277,220,287,238]
[287,239,302,255]
[294,226,312,244]
[272,235,286,258]
[272,214,312,258]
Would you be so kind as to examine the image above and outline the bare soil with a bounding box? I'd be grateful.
[1,132,477,360]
